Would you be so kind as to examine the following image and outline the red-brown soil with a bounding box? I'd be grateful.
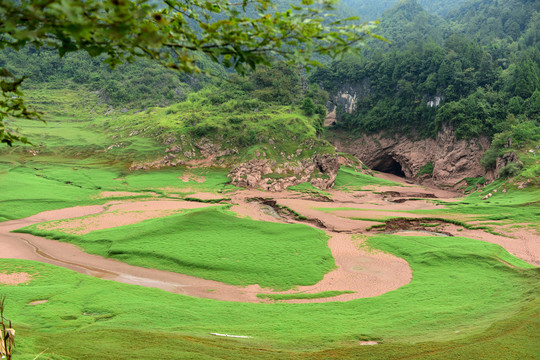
[0,272,32,285]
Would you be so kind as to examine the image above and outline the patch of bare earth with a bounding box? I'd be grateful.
[187,192,226,201]
[94,191,157,199]
[0,272,32,285]
[359,341,379,346]
[36,200,215,235]
[28,300,48,305]
[179,172,206,183]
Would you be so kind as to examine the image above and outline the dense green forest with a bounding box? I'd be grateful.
[0,47,222,108]
[311,0,540,174]
[340,0,468,20]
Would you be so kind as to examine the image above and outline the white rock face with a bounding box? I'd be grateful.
[427,96,443,107]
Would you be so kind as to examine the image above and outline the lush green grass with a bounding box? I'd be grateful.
[416,161,434,177]
[462,176,486,193]
[257,291,355,301]
[0,161,116,221]
[22,86,109,122]
[1,87,168,163]
[0,159,236,221]
[518,148,540,181]
[2,232,538,358]
[16,207,335,290]
[2,117,165,162]
[334,166,402,190]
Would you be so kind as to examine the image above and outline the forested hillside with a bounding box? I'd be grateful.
[312,0,540,179]
[367,0,449,48]
[340,0,467,20]
[0,47,222,108]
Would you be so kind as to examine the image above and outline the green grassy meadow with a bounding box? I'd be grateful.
[0,161,234,221]
[1,233,538,359]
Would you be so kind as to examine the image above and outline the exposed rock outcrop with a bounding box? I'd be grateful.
[228,155,340,191]
[495,152,519,174]
[331,126,491,188]
[324,80,371,126]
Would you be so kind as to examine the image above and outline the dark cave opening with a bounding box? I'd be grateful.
[371,155,406,177]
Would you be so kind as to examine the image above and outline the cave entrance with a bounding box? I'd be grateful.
[371,155,406,177]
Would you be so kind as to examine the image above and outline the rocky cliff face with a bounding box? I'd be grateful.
[331,126,491,188]
[228,155,340,192]
[324,79,371,126]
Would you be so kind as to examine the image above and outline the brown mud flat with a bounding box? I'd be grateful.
[1,173,538,301]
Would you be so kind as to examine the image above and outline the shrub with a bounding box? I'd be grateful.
[191,124,218,137]
[417,161,434,176]
[301,97,316,116]
[498,162,523,178]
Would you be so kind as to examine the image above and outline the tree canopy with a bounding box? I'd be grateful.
[0,0,380,145]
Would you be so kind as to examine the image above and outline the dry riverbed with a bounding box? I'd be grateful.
[1,175,538,301]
